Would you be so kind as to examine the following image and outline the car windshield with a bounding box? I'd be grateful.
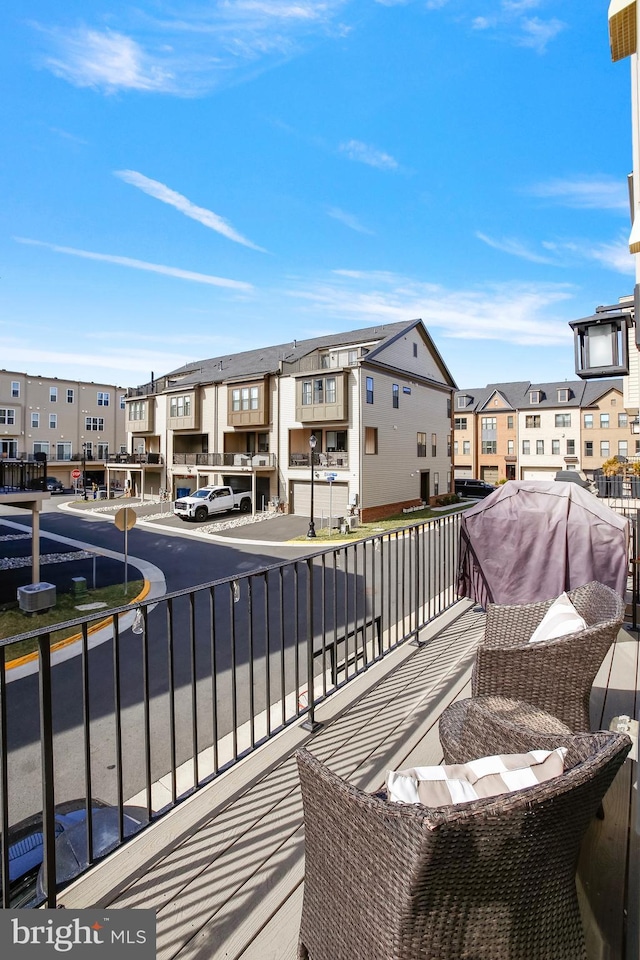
[191,489,211,499]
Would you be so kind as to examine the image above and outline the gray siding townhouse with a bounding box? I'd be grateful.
[115,320,457,522]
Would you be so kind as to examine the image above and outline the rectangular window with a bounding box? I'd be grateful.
[566,439,576,455]
[392,384,399,408]
[11,381,20,398]
[482,441,497,454]
[457,396,467,409]
[463,440,470,455]
[536,439,544,455]
[584,414,593,429]
[447,398,451,419]
[618,440,628,458]
[522,440,530,454]
[507,439,514,454]
[525,415,541,428]
[557,388,569,402]
[49,414,57,429]
[128,401,146,420]
[56,442,72,460]
[97,443,109,459]
[366,376,374,404]
[120,395,126,410]
[600,440,610,457]
[529,391,541,404]
[0,408,16,425]
[365,426,378,454]
[434,472,439,495]
[85,417,104,431]
[170,395,191,417]
[454,440,459,455]
[481,417,497,430]
[552,439,560,455]
[584,441,593,457]
[49,387,57,402]
[325,378,336,404]
[431,433,437,457]
[618,412,628,428]
[97,391,110,406]
[301,382,312,406]
[348,350,357,365]
[33,441,49,456]
[67,388,74,403]
[313,379,324,404]
[31,412,39,428]
[447,434,451,457]
[417,432,427,457]
[454,418,467,430]
[320,353,330,369]
[507,415,514,429]
[324,431,342,452]
[555,414,571,428]
[413,342,418,357]
[600,414,609,428]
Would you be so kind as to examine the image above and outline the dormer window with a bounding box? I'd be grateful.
[457,394,469,410]
[557,388,570,403]
[529,390,542,404]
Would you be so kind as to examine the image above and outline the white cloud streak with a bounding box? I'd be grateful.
[339,139,399,171]
[526,176,629,211]
[517,17,565,53]
[14,237,253,290]
[115,170,266,251]
[477,229,635,275]
[327,207,375,234]
[284,269,575,346]
[476,232,558,265]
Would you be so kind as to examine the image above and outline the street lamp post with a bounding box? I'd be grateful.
[82,443,88,500]
[307,434,317,538]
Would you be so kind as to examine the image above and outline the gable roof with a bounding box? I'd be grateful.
[133,320,452,393]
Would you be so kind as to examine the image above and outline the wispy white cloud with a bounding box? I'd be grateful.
[115,170,266,251]
[339,139,399,171]
[48,127,88,145]
[526,176,629,211]
[285,269,574,346]
[477,229,635,275]
[327,206,375,234]
[40,27,175,93]
[476,232,556,265]
[33,3,350,96]
[517,17,565,53]
[14,237,253,290]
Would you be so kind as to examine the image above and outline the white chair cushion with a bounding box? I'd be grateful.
[386,748,567,807]
[528,592,588,644]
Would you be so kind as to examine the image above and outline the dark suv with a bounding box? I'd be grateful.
[29,476,64,494]
[455,478,496,499]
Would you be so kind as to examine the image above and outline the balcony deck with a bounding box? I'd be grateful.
[59,601,639,960]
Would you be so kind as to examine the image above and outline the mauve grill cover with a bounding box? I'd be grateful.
[457,480,629,607]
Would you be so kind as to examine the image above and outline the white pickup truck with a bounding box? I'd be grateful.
[173,485,252,522]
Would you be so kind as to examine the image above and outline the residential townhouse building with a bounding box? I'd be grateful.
[112,320,457,521]
[453,379,628,482]
[0,371,127,486]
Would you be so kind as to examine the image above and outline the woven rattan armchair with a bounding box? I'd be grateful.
[471,580,625,731]
[296,732,631,960]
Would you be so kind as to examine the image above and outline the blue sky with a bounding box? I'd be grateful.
[0,1,635,390]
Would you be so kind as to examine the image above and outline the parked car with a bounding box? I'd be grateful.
[3,798,147,907]
[454,478,497,499]
[28,477,64,494]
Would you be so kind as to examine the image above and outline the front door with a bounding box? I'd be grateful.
[420,471,430,503]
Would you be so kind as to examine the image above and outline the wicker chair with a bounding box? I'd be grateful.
[296,732,631,960]
[471,580,626,731]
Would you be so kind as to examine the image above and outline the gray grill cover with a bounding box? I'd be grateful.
[458,481,629,607]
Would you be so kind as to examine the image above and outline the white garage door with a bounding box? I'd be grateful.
[522,469,557,481]
[291,481,350,519]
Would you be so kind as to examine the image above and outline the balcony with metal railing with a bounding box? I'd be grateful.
[0,513,636,958]
[172,452,276,469]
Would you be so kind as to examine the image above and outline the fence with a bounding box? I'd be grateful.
[0,512,462,908]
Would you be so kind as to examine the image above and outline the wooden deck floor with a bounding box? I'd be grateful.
[60,601,639,960]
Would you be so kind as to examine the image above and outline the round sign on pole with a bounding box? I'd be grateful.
[71,469,81,479]
[114,507,137,531]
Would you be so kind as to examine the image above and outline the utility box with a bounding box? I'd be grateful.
[71,577,87,597]
[17,582,57,614]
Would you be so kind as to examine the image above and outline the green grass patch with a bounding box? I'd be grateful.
[0,581,145,659]
[290,503,470,542]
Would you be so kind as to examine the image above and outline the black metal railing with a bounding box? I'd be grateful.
[0,459,46,493]
[172,452,276,468]
[0,512,462,908]
[288,452,349,469]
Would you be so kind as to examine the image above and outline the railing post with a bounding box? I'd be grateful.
[302,556,322,732]
[38,631,57,907]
